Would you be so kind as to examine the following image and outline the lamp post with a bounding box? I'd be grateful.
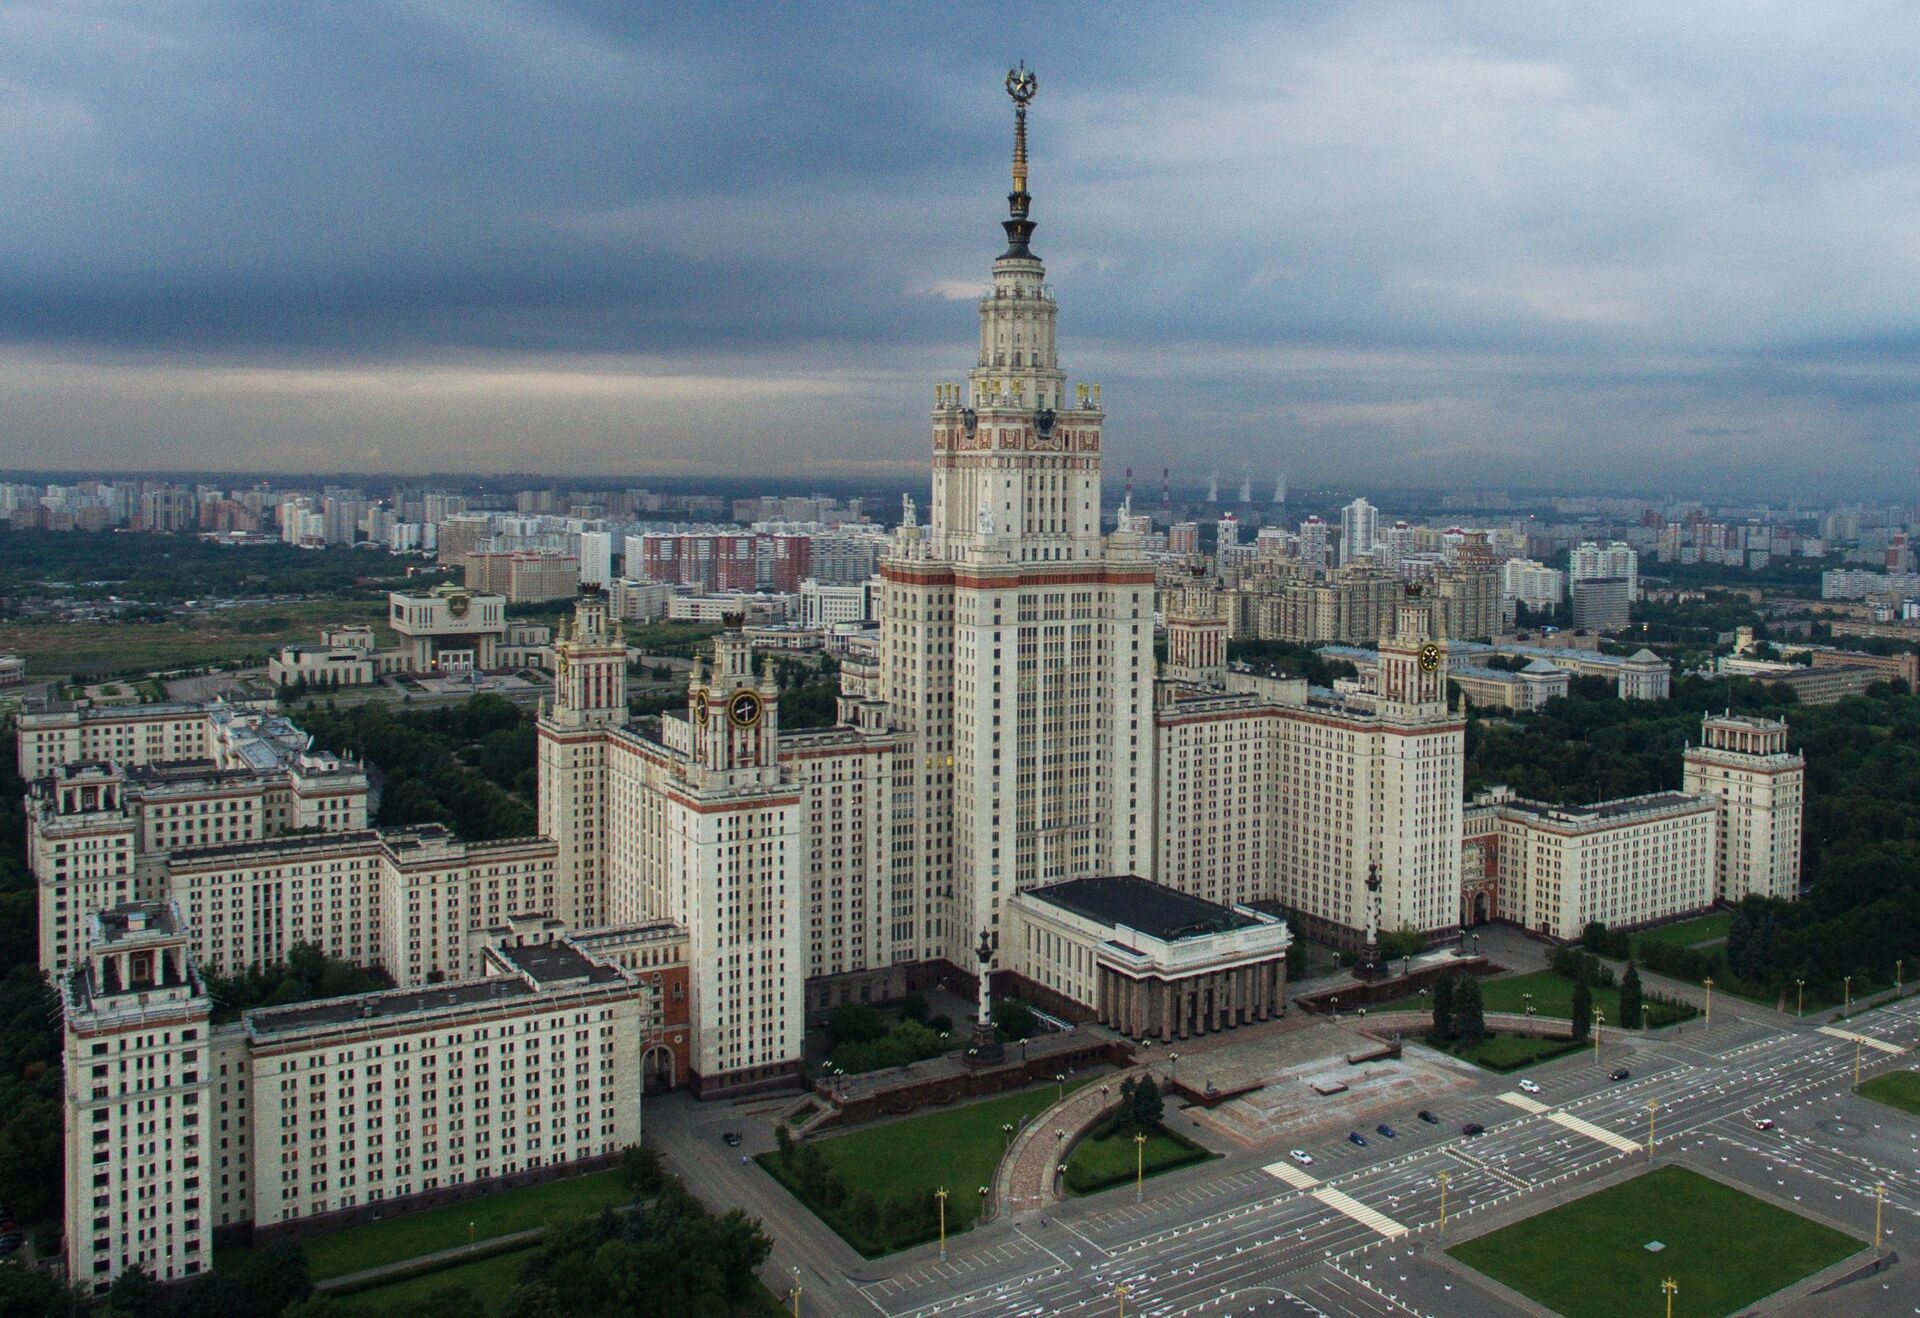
[1876,1182,1887,1251]
[1402,955,1412,979]
[1329,995,1339,1021]
[1169,1052,1180,1088]
[978,1185,989,1221]
[1437,1170,1450,1232]
[1472,933,1480,958]
[935,1186,948,1261]
[1115,1282,1128,1318]
[1703,977,1713,1032]
[789,1267,802,1318]
[1855,1034,1864,1088]
[1055,1072,1066,1103]
[1845,974,1853,1013]
[1646,1100,1658,1157]
[1002,1121,1014,1151]
[1594,1009,1605,1064]
[1662,1276,1677,1318]
[1796,978,1806,1018]
[1134,1130,1148,1202]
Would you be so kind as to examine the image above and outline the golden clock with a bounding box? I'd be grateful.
[691,689,709,724]
[1418,642,1441,673]
[727,688,763,728]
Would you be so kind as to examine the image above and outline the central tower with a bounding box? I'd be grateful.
[883,66,1156,973]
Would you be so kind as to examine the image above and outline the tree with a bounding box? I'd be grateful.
[1619,963,1644,1029]
[825,1003,888,1047]
[499,1283,565,1318]
[1454,975,1487,1047]
[1379,927,1425,961]
[992,997,1038,1041]
[703,1208,773,1316]
[898,991,930,1023]
[1431,972,1457,1042]
[773,1123,795,1167]
[624,1143,666,1195]
[1127,1074,1165,1128]
[101,1267,159,1318]
[1571,980,1593,1041]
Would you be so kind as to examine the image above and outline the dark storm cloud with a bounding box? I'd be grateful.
[3,1,1920,491]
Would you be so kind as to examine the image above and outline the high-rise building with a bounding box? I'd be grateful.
[577,530,613,587]
[1297,516,1330,572]
[1682,715,1804,902]
[1571,576,1633,632]
[1570,540,1638,600]
[1168,522,1199,556]
[1340,497,1378,565]
[1502,558,1566,612]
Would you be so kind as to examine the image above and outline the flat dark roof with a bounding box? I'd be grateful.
[496,940,624,987]
[1502,791,1704,822]
[1026,875,1259,941]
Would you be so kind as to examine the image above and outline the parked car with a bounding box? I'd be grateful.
[1347,1131,1368,1147]
[1753,1118,1777,1131]
[1462,1122,1485,1137]
[1517,1078,1542,1094]
[1289,1148,1314,1166]
[1608,1067,1630,1081]
[1417,1110,1438,1124]
[1375,1124,1397,1139]
[721,1132,742,1147]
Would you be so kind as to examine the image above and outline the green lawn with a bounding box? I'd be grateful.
[1437,1033,1585,1072]
[1449,1167,1860,1318]
[220,1170,631,1281]
[0,599,394,677]
[344,1246,790,1316]
[1858,1069,1920,1117]
[1629,911,1733,954]
[1063,1122,1213,1196]
[1378,969,1694,1027]
[759,1078,1090,1253]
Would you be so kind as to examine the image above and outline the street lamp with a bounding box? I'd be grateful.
[1855,1034,1864,1088]
[1054,1072,1066,1103]
[935,1186,948,1261]
[1169,1052,1180,1087]
[1437,1170,1450,1231]
[1844,974,1853,1013]
[1134,1130,1149,1202]
[1594,1009,1605,1064]
[1472,933,1480,957]
[788,1266,802,1318]
[1703,977,1713,1031]
[1402,955,1412,978]
[1329,995,1339,1021]
[1876,1182,1887,1251]
[1115,1282,1129,1318]
[1646,1100,1658,1157]
[1002,1121,1014,1150]
[1662,1276,1677,1318]
[1796,978,1806,1018]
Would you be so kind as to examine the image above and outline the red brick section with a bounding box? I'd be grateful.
[993,1067,1147,1219]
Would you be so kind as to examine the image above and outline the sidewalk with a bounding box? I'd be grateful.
[316,1227,544,1295]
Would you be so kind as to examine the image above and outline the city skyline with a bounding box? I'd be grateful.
[5,4,1920,494]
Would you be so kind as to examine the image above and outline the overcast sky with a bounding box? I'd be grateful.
[4,2,1920,495]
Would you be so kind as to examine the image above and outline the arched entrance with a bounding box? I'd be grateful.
[641,1044,677,1094]
[1472,891,1490,926]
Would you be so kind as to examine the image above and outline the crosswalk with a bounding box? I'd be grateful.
[1817,1024,1906,1055]
[1498,1090,1548,1113]
[1310,1185,1409,1240]
[1262,1160,1321,1190]
[1547,1110,1642,1153]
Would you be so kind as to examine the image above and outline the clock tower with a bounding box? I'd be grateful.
[1379,596,1448,714]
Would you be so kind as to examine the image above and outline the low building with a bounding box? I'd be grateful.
[268,644,376,689]
[0,653,23,686]
[1449,659,1570,712]
[388,584,508,672]
[1467,787,1718,940]
[1006,875,1292,1041]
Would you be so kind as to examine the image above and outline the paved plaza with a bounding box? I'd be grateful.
[655,987,1920,1317]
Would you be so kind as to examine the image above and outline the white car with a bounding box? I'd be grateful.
[1289,1149,1314,1166]
[1518,1078,1542,1094]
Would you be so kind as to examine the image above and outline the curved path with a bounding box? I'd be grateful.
[992,1066,1147,1220]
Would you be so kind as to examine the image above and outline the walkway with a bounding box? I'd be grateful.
[994,1066,1145,1219]
[316,1227,544,1295]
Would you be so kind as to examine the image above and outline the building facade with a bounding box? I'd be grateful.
[1682,714,1805,901]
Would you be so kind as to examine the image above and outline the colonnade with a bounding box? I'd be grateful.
[1096,960,1286,1041]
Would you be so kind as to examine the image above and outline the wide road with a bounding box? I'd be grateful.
[848,996,1920,1318]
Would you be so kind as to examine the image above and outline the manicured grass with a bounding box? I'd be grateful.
[1435,1032,1585,1072]
[759,1078,1090,1253]
[1858,1069,1920,1116]
[222,1170,631,1281]
[1063,1122,1214,1196]
[343,1246,536,1314]
[1448,1166,1860,1318]
[1629,911,1733,954]
[1378,969,1694,1027]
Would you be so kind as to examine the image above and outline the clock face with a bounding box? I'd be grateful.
[691,689,709,724]
[1419,642,1441,673]
[727,688,763,728]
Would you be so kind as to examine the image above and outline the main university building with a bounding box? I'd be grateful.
[26,74,1801,1292]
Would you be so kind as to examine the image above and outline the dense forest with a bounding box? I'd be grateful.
[0,735,62,1249]
[1471,678,1920,999]
[0,529,427,604]
[297,694,538,839]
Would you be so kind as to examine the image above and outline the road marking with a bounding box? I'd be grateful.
[1311,1185,1408,1239]
[1818,1025,1905,1054]
[1499,1091,1549,1113]
[1261,1160,1321,1189]
[1548,1110,1642,1153]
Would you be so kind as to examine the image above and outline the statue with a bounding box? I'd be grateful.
[901,492,917,529]
[977,502,995,536]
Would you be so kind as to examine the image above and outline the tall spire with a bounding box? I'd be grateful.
[1002,61,1038,260]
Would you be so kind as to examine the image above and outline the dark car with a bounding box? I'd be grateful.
[1417,1110,1438,1124]
[1375,1124,1397,1139]
[721,1132,742,1147]
[1348,1131,1368,1147]
[1608,1067,1630,1081]
[1462,1122,1485,1137]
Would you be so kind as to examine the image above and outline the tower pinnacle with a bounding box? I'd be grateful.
[1002,61,1038,259]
